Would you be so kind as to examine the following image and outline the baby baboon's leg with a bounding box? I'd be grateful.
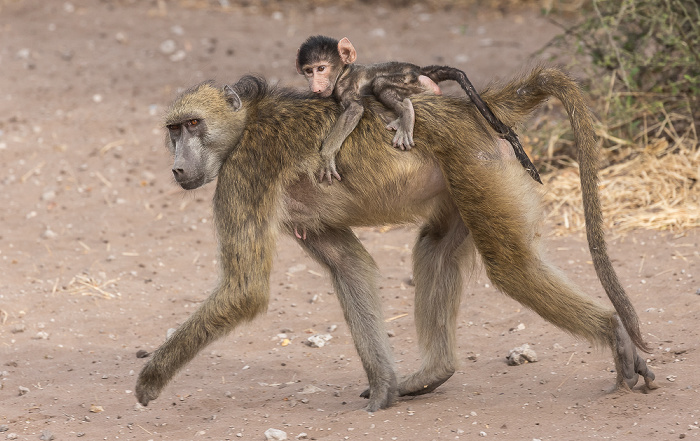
[372,76,416,150]
[300,227,398,412]
[399,203,472,396]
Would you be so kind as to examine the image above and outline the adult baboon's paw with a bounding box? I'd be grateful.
[135,365,166,406]
[614,315,658,391]
[398,370,453,397]
[360,384,398,412]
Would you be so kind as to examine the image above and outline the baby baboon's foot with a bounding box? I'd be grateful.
[392,129,414,150]
[385,119,413,150]
[385,123,411,150]
[397,368,455,396]
[385,118,400,132]
[614,315,658,391]
[318,155,341,184]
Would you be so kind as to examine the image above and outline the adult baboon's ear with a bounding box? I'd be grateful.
[223,85,242,111]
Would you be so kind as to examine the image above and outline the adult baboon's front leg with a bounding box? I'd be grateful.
[300,227,398,412]
[613,315,658,391]
[399,205,472,396]
[136,280,269,406]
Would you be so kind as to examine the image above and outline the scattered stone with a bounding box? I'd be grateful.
[296,433,308,440]
[6,433,18,440]
[10,324,25,334]
[135,349,150,358]
[39,430,54,441]
[33,331,49,340]
[264,428,288,440]
[298,384,324,394]
[41,190,56,201]
[166,328,177,339]
[170,50,186,62]
[305,334,332,348]
[509,323,526,333]
[159,39,176,55]
[0,425,8,432]
[41,228,58,240]
[16,48,31,60]
[507,344,538,366]
[287,264,306,273]
[18,386,30,396]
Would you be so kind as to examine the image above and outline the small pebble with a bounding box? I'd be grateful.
[264,428,287,440]
[507,344,538,366]
[305,334,332,348]
[135,349,150,358]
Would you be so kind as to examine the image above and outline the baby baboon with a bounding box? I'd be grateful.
[296,35,540,183]
[135,66,656,412]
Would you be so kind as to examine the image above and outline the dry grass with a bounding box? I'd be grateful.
[63,274,121,300]
[541,99,699,236]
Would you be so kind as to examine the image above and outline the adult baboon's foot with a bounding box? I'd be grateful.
[397,367,455,396]
[135,362,167,406]
[358,383,398,412]
[614,315,659,391]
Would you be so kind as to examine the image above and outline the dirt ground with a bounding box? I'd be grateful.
[1,1,699,440]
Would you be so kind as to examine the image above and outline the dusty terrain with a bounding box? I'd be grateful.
[1,1,698,440]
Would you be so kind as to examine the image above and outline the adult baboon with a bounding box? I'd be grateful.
[135,66,657,412]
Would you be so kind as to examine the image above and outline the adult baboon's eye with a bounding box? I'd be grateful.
[188,119,199,127]
[317,66,325,72]
[167,124,180,131]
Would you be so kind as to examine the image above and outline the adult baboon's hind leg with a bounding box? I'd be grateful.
[399,203,473,396]
[299,227,398,412]
[450,159,656,391]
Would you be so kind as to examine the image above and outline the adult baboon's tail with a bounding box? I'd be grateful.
[483,67,650,352]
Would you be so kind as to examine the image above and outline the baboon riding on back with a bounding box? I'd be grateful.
[136,66,657,412]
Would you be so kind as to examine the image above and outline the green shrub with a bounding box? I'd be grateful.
[537,0,699,164]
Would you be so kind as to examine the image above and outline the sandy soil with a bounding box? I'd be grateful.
[1,1,698,440]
